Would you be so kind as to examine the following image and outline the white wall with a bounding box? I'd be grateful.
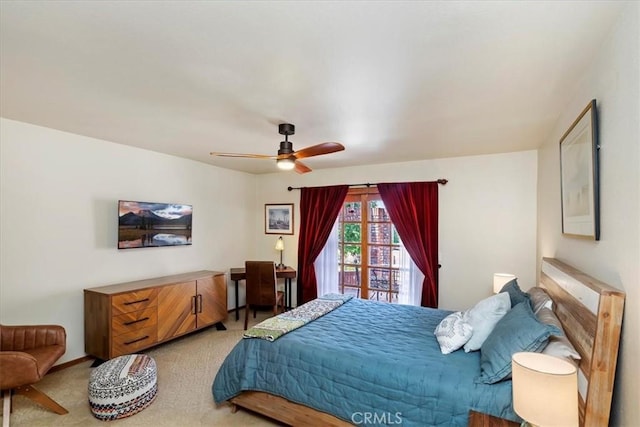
[0,118,537,364]
[0,118,257,363]
[255,150,538,311]
[537,2,639,425]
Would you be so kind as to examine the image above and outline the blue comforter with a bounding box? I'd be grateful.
[212,298,518,426]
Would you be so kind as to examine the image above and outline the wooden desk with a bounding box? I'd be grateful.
[230,266,296,321]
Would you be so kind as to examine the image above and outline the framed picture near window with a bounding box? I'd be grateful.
[265,203,294,235]
[560,99,600,240]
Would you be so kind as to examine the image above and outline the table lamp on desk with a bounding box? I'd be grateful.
[275,236,285,269]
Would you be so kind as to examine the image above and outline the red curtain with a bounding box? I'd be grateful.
[378,182,439,308]
[297,185,349,304]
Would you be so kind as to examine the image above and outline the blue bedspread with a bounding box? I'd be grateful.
[212,298,519,426]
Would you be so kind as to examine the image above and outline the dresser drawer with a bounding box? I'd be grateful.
[112,307,157,336]
[111,325,157,357]
[112,289,158,316]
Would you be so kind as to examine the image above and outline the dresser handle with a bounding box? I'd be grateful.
[124,298,150,305]
[124,335,149,345]
[197,294,203,313]
[124,317,150,326]
[191,295,196,315]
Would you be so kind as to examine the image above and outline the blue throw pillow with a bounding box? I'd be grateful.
[500,279,531,308]
[476,301,561,384]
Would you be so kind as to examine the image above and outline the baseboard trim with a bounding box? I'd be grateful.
[50,355,94,373]
[227,305,246,313]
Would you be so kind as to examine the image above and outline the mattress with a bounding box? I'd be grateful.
[212,297,518,426]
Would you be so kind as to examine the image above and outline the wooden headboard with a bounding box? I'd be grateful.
[539,258,625,427]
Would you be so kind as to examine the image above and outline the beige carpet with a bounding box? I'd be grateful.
[2,309,283,426]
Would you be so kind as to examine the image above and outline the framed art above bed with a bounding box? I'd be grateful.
[560,99,600,240]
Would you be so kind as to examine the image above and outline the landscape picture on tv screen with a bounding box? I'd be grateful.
[118,200,192,249]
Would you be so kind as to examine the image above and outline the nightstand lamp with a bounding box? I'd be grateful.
[512,352,578,427]
[493,273,517,293]
[275,236,285,269]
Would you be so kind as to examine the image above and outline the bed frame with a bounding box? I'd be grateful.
[539,258,625,427]
[229,258,625,427]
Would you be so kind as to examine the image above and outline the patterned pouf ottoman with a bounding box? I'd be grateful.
[88,354,157,420]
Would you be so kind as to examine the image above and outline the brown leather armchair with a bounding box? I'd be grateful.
[0,324,68,423]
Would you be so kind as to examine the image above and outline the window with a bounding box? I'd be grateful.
[337,188,401,303]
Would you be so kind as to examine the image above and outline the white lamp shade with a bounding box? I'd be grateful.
[512,352,579,427]
[493,273,516,293]
[275,237,284,251]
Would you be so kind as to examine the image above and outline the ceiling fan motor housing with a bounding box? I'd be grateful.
[278,141,294,156]
[278,123,295,156]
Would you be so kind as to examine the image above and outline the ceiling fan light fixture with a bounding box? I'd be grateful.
[210,123,344,175]
[277,157,296,170]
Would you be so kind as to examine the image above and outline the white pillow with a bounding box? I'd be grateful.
[434,311,473,355]
[462,292,511,352]
[536,307,581,361]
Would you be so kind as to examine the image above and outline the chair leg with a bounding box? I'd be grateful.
[275,294,284,315]
[14,385,68,415]
[2,390,11,427]
[244,304,250,330]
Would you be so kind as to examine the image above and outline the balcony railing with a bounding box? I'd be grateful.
[340,268,400,303]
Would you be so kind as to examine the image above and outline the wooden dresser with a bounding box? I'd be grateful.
[84,270,227,360]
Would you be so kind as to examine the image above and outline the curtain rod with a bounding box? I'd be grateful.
[287,179,448,191]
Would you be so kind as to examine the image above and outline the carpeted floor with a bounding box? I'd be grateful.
[2,309,283,426]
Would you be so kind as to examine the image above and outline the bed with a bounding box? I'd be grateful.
[212,258,625,427]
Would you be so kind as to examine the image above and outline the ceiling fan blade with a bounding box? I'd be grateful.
[294,160,312,174]
[292,142,345,160]
[210,152,276,159]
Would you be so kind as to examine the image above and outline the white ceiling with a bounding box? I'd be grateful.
[0,1,625,174]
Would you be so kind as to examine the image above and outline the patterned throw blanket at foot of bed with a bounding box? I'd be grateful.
[243,293,353,341]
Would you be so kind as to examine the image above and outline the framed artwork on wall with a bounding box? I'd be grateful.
[265,203,294,235]
[560,99,600,240]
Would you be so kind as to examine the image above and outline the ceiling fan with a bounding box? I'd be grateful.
[210,123,345,174]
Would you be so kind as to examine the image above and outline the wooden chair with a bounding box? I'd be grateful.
[244,261,285,330]
[0,324,68,427]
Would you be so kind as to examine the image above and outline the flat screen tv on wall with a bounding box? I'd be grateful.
[118,200,192,249]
